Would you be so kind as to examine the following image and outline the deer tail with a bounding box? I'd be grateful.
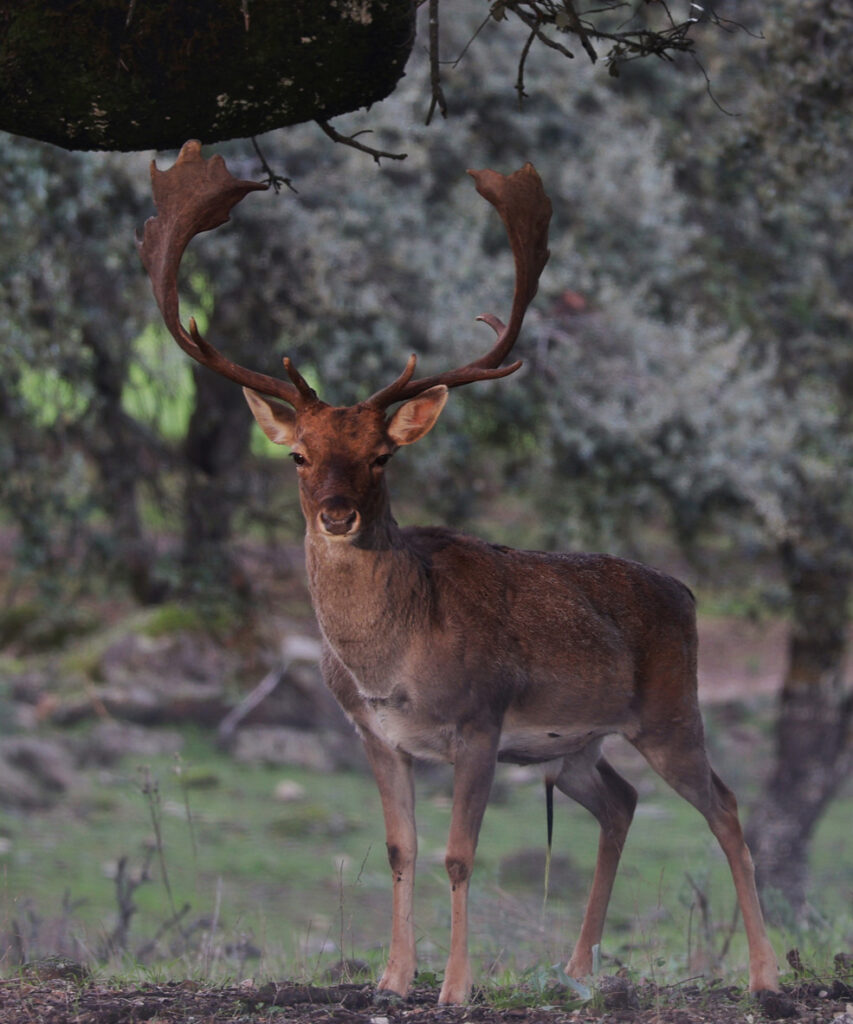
[543,776,555,911]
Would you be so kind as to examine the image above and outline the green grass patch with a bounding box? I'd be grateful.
[1,724,850,987]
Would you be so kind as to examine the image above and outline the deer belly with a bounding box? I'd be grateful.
[497,721,609,765]
[372,702,457,762]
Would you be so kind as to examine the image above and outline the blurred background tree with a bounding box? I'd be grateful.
[1,0,850,922]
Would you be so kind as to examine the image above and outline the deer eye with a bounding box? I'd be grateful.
[372,453,392,468]
[290,452,307,466]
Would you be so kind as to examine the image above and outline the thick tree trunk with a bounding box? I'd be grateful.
[83,329,166,604]
[181,363,253,601]
[745,543,852,918]
[0,1,415,151]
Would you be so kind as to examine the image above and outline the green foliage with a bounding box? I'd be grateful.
[122,325,195,442]
[15,365,90,429]
[3,1,850,603]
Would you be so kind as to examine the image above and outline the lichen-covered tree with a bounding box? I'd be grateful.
[0,0,718,152]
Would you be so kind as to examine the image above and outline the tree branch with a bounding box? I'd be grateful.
[316,120,407,163]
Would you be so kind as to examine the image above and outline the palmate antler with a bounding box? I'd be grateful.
[367,164,552,409]
[137,140,552,411]
[136,140,318,409]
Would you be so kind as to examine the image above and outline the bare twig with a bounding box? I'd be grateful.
[316,120,407,164]
[426,0,448,124]
[717,895,741,963]
[138,767,182,928]
[562,0,598,62]
[173,755,199,864]
[685,872,717,972]
[689,52,739,116]
[135,902,193,960]
[251,137,297,194]
[9,918,25,967]
[515,27,538,106]
[107,850,154,953]
[451,11,493,68]
[510,6,576,61]
[492,0,707,87]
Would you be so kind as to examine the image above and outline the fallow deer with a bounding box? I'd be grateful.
[137,140,779,1004]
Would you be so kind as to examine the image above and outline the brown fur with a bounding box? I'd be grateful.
[245,395,779,1004]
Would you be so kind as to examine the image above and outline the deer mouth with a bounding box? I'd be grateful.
[318,507,361,538]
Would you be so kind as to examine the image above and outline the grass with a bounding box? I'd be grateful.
[1,714,851,991]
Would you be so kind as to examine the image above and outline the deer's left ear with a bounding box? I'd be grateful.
[386,385,448,446]
[243,387,298,446]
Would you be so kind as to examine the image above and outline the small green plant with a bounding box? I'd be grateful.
[484,962,592,1009]
[142,604,205,638]
[414,967,442,989]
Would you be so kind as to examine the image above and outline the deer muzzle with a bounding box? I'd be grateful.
[317,498,361,538]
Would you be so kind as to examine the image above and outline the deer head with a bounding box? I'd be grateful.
[137,140,551,543]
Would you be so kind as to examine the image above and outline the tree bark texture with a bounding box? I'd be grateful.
[746,543,852,918]
[0,1,415,151]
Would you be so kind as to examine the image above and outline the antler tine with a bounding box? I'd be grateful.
[363,353,418,409]
[367,163,551,410]
[137,140,316,409]
[283,357,319,402]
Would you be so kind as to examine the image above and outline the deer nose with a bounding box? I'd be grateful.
[318,503,361,537]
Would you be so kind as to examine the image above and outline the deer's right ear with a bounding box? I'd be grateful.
[243,387,298,446]
[386,385,449,446]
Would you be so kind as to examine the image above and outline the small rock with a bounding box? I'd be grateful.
[756,989,798,1019]
[326,958,370,983]
[274,779,307,802]
[0,737,76,809]
[596,973,639,1010]
[20,956,91,983]
[233,726,338,771]
[79,720,184,766]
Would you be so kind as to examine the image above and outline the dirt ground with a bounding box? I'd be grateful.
[2,969,851,1024]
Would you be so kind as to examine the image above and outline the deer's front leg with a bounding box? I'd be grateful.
[439,727,499,1005]
[360,729,418,996]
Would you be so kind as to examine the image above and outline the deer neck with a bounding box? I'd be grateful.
[303,513,425,693]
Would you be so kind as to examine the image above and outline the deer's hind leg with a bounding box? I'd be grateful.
[632,727,779,993]
[554,742,638,980]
